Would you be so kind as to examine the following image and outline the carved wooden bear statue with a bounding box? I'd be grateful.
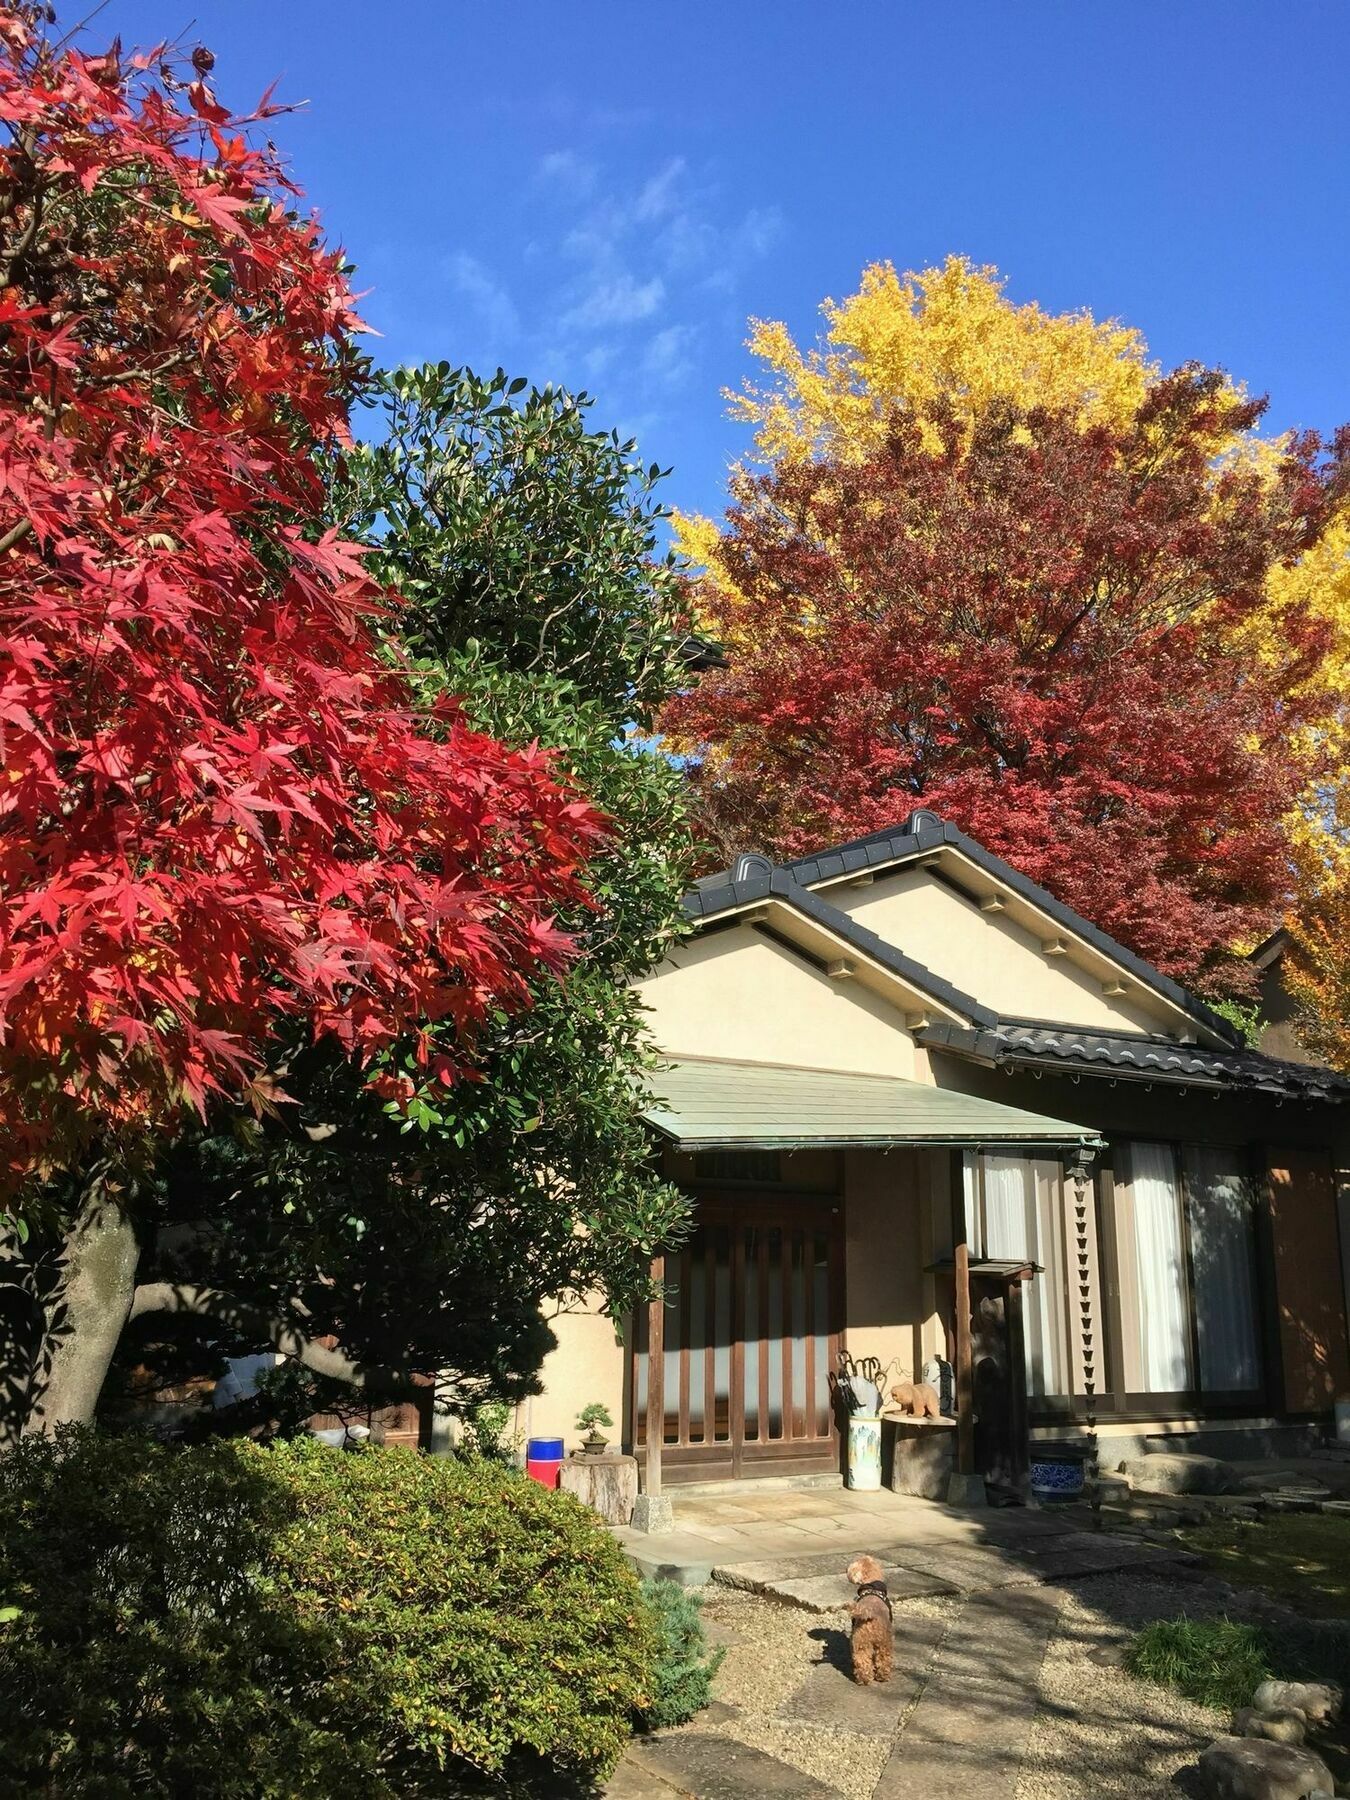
[890,1379,942,1419]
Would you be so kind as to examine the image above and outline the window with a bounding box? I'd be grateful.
[966,1152,1071,1398]
[1112,1142,1261,1398]
[693,1149,782,1185]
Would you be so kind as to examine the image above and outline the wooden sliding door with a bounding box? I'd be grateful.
[633,1192,844,1482]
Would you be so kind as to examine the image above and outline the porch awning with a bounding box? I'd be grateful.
[639,1057,1100,1151]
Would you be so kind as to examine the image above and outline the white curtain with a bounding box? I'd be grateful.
[1123,1142,1192,1392]
[980,1154,1066,1397]
[1185,1147,1261,1392]
[982,1155,1033,1262]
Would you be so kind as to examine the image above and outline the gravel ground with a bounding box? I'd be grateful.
[650,1561,1336,1800]
[1016,1569,1231,1800]
[667,1567,1268,1800]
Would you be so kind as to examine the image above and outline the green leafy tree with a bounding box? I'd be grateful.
[112,367,695,1429]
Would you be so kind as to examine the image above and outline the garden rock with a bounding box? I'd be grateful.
[1252,1680,1343,1728]
[1119,1452,1237,1495]
[1196,1735,1335,1800]
[1232,1706,1307,1745]
[1240,1472,1302,1494]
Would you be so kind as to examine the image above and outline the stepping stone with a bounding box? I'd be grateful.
[605,1752,686,1797]
[628,1732,842,1798]
[780,1658,920,1737]
[716,1551,856,1584]
[930,1585,1061,1686]
[873,1675,1038,1799]
[889,1546,1039,1593]
[716,1558,958,1613]
[779,1611,948,1735]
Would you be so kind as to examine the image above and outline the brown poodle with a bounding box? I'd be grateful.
[846,1554,894,1686]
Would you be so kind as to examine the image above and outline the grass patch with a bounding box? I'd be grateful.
[1126,1618,1273,1713]
[1177,1514,1350,1620]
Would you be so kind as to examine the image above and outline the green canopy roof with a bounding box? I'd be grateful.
[640,1057,1099,1151]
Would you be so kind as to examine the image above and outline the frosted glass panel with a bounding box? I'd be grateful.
[813,1232,830,1435]
[766,1227,783,1438]
[790,1234,807,1436]
[743,1227,760,1440]
[713,1227,732,1440]
[686,1252,705,1439]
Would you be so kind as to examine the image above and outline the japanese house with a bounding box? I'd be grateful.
[528,810,1350,1494]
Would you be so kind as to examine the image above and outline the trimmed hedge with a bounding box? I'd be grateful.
[0,1430,656,1796]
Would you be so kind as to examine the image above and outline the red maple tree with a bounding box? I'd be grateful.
[0,15,603,1186]
[664,375,1350,986]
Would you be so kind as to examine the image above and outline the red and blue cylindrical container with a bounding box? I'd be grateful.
[525,1436,565,1489]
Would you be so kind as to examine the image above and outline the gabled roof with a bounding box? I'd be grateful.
[686,808,1240,1047]
[919,1022,1350,1103]
[680,812,1350,1101]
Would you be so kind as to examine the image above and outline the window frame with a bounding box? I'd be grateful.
[1096,1136,1268,1419]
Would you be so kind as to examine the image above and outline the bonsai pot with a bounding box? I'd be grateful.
[581,1430,608,1455]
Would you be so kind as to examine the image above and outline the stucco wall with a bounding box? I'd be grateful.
[511,1301,627,1455]
[842,1147,952,1385]
[637,925,917,1079]
[834,868,1169,1035]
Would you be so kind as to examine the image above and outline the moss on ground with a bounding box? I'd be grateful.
[1176,1513,1350,1620]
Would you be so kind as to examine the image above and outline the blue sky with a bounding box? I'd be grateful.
[109,2,1350,524]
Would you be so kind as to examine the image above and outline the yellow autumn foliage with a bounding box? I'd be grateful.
[730,256,1155,460]
[677,257,1350,1056]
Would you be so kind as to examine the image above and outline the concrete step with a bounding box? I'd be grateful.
[666,1471,844,1501]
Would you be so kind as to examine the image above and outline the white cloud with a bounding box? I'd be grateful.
[561,273,665,332]
[436,154,785,441]
[537,149,598,198]
[445,252,519,339]
[735,206,785,261]
[634,158,687,223]
[642,324,697,387]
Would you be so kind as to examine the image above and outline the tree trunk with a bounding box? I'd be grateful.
[22,1197,140,1438]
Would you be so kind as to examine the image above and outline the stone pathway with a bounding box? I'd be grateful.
[610,1487,1198,1798]
[619,1583,1064,1798]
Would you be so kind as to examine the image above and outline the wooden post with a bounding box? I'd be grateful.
[949,1149,974,1476]
[1005,1274,1030,1496]
[954,1240,975,1476]
[644,1254,664,1497]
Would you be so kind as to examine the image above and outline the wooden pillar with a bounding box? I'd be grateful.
[950,1149,974,1476]
[1005,1274,1030,1496]
[644,1254,664,1497]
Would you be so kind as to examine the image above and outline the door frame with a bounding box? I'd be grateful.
[631,1186,846,1483]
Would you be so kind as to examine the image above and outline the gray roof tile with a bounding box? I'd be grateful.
[919,1022,1350,1101]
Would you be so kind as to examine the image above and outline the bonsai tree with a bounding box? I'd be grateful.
[577,1402,615,1450]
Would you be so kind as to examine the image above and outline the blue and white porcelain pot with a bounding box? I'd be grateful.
[1029,1445,1087,1503]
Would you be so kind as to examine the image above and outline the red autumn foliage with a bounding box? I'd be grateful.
[664,374,1350,987]
[0,14,603,1184]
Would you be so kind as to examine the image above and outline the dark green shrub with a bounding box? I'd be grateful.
[0,1429,655,1796]
[1126,1618,1273,1712]
[634,1578,725,1730]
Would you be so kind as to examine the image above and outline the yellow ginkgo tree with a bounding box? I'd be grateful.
[676,256,1350,1060]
